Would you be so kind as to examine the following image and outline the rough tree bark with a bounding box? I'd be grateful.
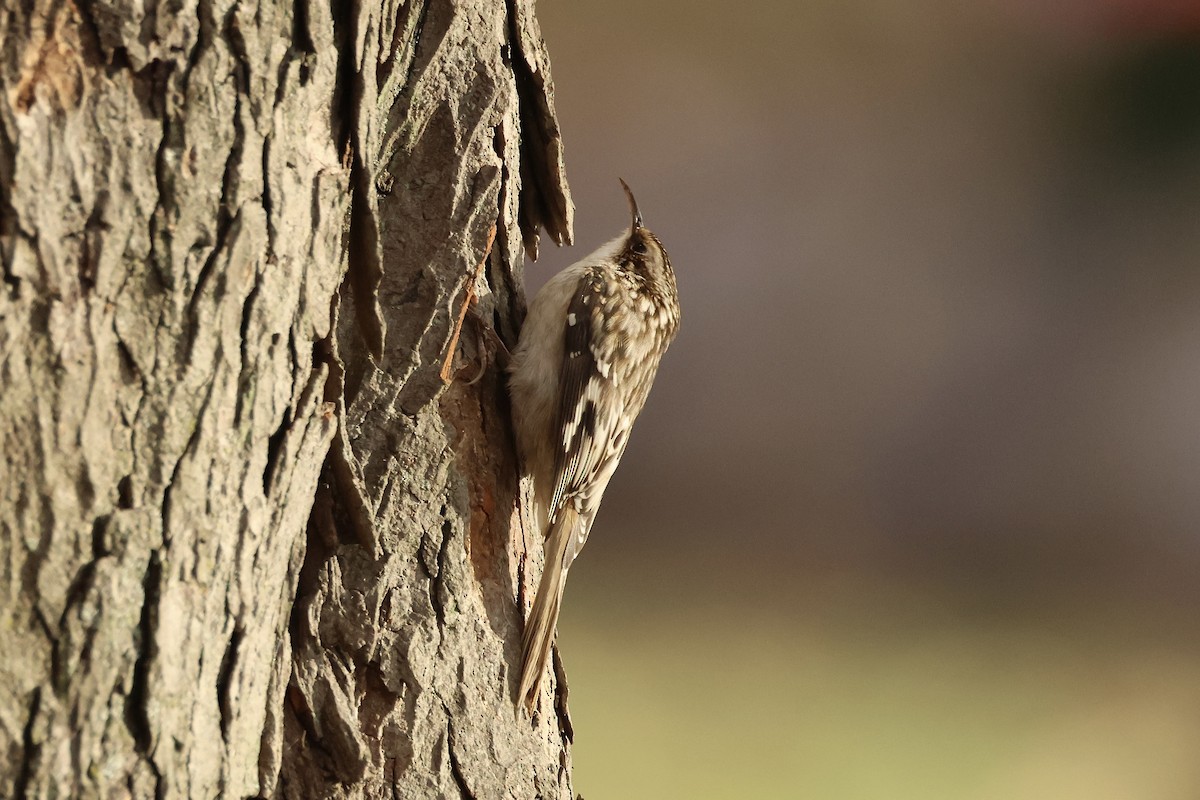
[0,0,574,797]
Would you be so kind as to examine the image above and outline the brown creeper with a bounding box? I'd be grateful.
[509,180,680,709]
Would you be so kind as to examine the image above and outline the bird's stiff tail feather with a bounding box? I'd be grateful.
[517,507,579,710]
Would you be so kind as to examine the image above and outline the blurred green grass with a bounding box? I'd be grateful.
[558,563,1200,799]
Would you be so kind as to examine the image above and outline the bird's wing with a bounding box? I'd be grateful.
[546,271,628,547]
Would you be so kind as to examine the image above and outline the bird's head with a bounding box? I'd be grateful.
[613,179,676,302]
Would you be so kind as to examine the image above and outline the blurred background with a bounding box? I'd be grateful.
[532,1,1200,797]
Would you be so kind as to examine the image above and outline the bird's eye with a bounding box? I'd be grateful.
[631,240,648,255]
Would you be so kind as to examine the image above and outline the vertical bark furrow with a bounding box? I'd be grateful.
[503,0,574,260]
[126,550,163,755]
[338,0,388,362]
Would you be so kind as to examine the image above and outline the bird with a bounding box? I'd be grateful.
[508,179,680,710]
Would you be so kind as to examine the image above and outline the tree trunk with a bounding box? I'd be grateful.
[0,0,574,797]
